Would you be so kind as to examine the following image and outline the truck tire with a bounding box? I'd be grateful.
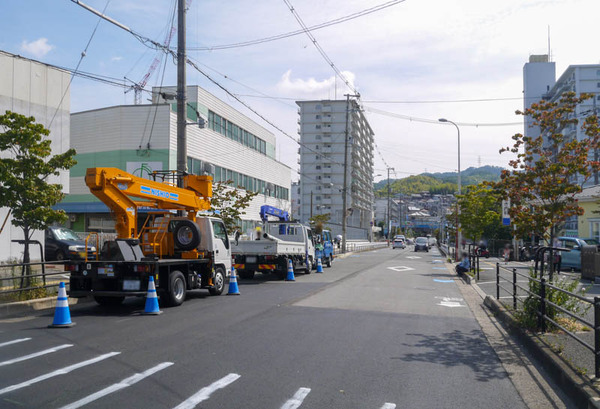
[173,220,201,251]
[209,266,226,295]
[304,257,312,274]
[238,270,255,280]
[94,296,124,306]
[166,271,186,306]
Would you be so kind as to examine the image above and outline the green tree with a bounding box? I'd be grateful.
[309,213,330,234]
[0,111,77,284]
[494,92,600,274]
[209,180,258,232]
[457,184,506,243]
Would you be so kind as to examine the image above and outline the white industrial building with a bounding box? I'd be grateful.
[62,85,291,235]
[296,98,375,239]
[0,51,71,262]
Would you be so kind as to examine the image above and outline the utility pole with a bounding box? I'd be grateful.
[176,0,187,180]
[341,93,360,253]
[387,167,394,244]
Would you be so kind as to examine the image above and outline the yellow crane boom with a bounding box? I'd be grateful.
[85,167,212,239]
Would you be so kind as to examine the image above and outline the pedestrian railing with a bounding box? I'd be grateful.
[494,262,600,378]
[0,260,69,303]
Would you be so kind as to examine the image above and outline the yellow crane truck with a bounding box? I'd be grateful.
[66,167,232,307]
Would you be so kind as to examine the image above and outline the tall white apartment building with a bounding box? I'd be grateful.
[62,85,291,234]
[0,51,71,261]
[296,98,375,239]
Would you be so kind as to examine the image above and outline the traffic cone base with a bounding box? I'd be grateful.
[49,282,75,328]
[227,266,241,295]
[143,276,162,315]
[285,259,295,281]
[316,257,324,273]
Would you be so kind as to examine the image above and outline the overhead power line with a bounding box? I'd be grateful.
[187,0,406,51]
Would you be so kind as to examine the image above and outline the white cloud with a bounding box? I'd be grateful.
[276,70,356,98]
[20,38,54,58]
[111,56,123,62]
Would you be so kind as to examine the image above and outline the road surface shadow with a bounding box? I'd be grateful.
[397,329,510,382]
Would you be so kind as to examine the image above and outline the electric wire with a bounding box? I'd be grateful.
[187,0,406,51]
[49,0,111,129]
[282,0,359,97]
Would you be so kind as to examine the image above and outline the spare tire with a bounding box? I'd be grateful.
[173,220,201,251]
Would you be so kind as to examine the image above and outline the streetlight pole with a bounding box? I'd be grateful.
[387,167,394,245]
[439,118,461,261]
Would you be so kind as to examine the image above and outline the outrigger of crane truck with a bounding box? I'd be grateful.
[66,167,232,307]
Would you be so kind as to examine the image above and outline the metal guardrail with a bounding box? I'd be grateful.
[333,242,389,255]
[494,261,600,378]
[0,260,69,300]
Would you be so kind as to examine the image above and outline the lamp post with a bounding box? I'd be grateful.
[438,118,461,261]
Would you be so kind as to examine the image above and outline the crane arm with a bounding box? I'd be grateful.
[85,167,212,239]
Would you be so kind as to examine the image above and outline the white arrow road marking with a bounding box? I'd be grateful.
[380,404,396,409]
[405,256,421,259]
[435,296,466,308]
[0,352,121,396]
[59,362,173,409]
[0,344,73,367]
[387,266,415,272]
[281,387,311,409]
[0,338,31,348]
[173,373,241,409]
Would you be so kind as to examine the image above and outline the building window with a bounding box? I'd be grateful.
[316,165,321,170]
[315,115,321,119]
[316,125,321,129]
[316,135,322,140]
[315,104,322,110]
[591,221,600,241]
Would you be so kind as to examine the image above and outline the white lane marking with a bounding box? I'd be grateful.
[281,387,311,409]
[387,266,415,272]
[380,404,396,409]
[59,362,173,409]
[436,296,466,308]
[0,352,120,396]
[405,256,421,259]
[173,373,241,409]
[0,338,31,348]
[0,344,73,367]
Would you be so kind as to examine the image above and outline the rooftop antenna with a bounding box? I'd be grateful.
[547,25,552,62]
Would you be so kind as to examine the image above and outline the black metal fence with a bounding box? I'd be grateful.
[494,262,599,378]
[0,260,69,302]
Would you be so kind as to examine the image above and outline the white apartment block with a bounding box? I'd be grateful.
[63,85,291,235]
[0,51,71,261]
[296,99,375,239]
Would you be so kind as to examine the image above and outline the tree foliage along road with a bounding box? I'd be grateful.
[493,92,600,270]
[209,180,258,233]
[0,111,76,281]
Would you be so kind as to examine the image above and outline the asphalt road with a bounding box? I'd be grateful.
[0,247,570,408]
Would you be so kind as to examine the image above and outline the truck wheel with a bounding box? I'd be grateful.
[94,296,124,306]
[238,270,255,280]
[326,256,332,268]
[209,266,226,295]
[173,220,201,251]
[55,250,65,261]
[305,258,312,274]
[166,271,186,306]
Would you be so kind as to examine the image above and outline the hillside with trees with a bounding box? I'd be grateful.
[374,166,503,196]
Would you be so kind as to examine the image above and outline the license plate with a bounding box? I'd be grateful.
[123,279,140,291]
[246,256,257,263]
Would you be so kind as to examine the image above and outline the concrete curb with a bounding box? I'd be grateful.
[484,294,600,409]
[0,295,93,318]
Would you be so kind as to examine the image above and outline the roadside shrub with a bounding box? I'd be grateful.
[515,268,590,332]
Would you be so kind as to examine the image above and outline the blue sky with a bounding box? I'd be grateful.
[1,0,599,181]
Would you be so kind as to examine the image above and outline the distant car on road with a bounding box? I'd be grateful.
[414,237,429,252]
[392,238,406,249]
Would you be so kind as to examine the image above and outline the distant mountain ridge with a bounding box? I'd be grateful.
[374,166,503,196]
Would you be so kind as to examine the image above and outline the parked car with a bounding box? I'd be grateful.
[414,237,429,252]
[556,236,600,271]
[45,226,96,261]
[392,238,406,249]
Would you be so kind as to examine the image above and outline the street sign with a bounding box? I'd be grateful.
[502,199,510,226]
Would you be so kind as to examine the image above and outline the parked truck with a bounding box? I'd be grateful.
[315,229,334,267]
[232,205,316,279]
[66,167,231,307]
